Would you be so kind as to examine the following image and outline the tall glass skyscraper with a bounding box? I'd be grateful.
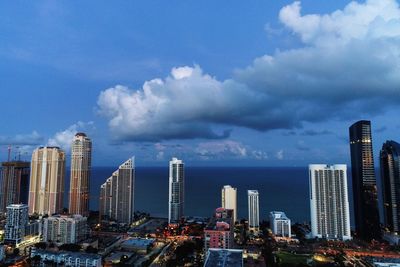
[247,190,259,235]
[168,157,184,224]
[349,120,381,240]
[99,158,135,224]
[309,164,351,240]
[69,133,92,216]
[380,140,400,234]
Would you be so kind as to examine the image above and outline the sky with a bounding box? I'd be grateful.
[1,0,400,167]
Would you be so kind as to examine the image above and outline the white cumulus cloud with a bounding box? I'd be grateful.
[97,65,256,141]
[97,0,400,142]
[47,121,94,151]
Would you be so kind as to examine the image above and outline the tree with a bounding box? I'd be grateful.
[34,242,47,249]
[118,254,129,265]
[59,243,81,252]
[85,246,99,254]
[13,248,20,256]
[31,254,42,266]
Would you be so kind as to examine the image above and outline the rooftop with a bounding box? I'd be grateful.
[247,190,259,195]
[270,211,290,220]
[7,204,28,209]
[31,249,101,261]
[75,132,87,137]
[121,238,155,248]
[204,249,243,267]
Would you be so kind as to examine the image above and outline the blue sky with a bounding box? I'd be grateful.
[1,0,400,166]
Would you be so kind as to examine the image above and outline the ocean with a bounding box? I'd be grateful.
[65,167,357,224]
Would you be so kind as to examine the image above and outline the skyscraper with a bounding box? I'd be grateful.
[349,120,381,240]
[247,190,259,234]
[380,140,400,234]
[69,133,92,216]
[222,185,237,223]
[0,161,30,213]
[168,157,184,225]
[309,164,351,241]
[28,147,65,215]
[99,158,135,224]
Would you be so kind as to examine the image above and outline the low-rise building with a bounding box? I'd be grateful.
[204,208,234,250]
[383,232,400,245]
[204,248,243,267]
[121,238,155,254]
[269,211,291,238]
[43,214,87,244]
[30,248,101,267]
[0,245,5,263]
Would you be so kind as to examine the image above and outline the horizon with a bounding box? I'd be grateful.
[1,0,400,167]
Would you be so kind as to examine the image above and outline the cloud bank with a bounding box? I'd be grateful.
[98,0,400,142]
[0,131,44,146]
[47,121,94,151]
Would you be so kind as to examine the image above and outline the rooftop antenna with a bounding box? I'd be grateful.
[7,145,11,162]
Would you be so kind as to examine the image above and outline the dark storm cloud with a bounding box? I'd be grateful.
[300,130,333,136]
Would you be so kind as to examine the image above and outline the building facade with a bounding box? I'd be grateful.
[99,158,135,224]
[168,157,184,224]
[69,133,92,216]
[4,204,29,245]
[247,190,259,234]
[28,147,65,215]
[380,140,400,234]
[0,161,30,213]
[222,185,237,223]
[270,211,291,238]
[349,120,381,240]
[204,208,234,250]
[31,249,102,267]
[204,248,243,267]
[5,204,41,247]
[309,164,351,241]
[43,214,87,244]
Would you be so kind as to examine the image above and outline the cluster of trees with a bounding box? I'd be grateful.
[33,242,98,254]
[166,240,203,267]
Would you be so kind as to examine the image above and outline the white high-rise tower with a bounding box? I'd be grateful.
[309,164,351,240]
[222,185,237,223]
[99,158,135,224]
[248,190,259,234]
[168,157,184,224]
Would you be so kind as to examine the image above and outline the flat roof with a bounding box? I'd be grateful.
[121,238,155,247]
[1,161,30,167]
[270,211,290,220]
[32,249,101,260]
[204,249,243,267]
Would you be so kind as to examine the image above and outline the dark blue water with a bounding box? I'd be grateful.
[65,167,356,224]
